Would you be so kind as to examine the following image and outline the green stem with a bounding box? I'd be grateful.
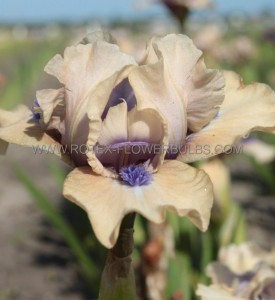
[98,213,136,300]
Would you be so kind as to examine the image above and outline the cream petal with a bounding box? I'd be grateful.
[36,88,64,124]
[44,53,65,84]
[196,284,246,300]
[86,65,168,177]
[44,32,136,148]
[67,46,136,159]
[36,88,65,134]
[218,243,266,275]
[97,101,128,146]
[145,34,201,89]
[128,104,168,170]
[0,105,72,164]
[44,31,114,85]
[185,58,225,132]
[129,60,186,150]
[145,34,224,132]
[64,41,135,129]
[0,105,31,154]
[86,67,134,178]
[206,263,235,287]
[99,82,159,148]
[63,160,213,248]
[179,71,275,162]
[0,105,30,126]
[96,100,167,171]
[128,105,165,144]
[151,160,213,231]
[127,85,169,169]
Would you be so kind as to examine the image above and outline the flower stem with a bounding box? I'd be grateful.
[98,213,137,300]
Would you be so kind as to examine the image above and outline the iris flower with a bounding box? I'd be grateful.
[1,31,275,249]
[197,243,275,299]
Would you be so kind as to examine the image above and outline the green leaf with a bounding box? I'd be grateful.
[166,252,192,300]
[47,159,67,187]
[246,154,275,194]
[200,231,213,273]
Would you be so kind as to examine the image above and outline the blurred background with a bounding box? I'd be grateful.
[0,1,275,299]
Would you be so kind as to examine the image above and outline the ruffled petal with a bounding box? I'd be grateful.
[0,105,72,164]
[43,32,136,149]
[196,284,246,300]
[130,41,187,149]
[65,41,135,134]
[44,53,65,84]
[144,34,224,133]
[179,71,275,162]
[86,64,168,176]
[36,88,65,135]
[0,105,30,154]
[63,160,213,248]
[44,31,116,83]
[185,58,225,132]
[86,67,134,177]
[0,105,30,126]
[218,243,266,275]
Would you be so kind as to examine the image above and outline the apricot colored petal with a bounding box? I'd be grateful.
[44,32,136,148]
[36,88,65,135]
[129,61,186,150]
[0,105,72,164]
[128,106,165,144]
[97,101,128,146]
[63,160,213,248]
[196,284,246,300]
[179,71,275,162]
[86,67,133,177]
[185,58,224,132]
[144,34,224,132]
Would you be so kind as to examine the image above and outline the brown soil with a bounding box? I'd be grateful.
[0,147,95,300]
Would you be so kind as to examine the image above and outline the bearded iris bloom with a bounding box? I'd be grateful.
[1,31,275,249]
[197,243,275,299]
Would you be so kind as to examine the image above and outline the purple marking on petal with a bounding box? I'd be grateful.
[31,99,41,120]
[33,113,41,120]
[110,141,151,150]
[101,79,136,120]
[120,164,152,186]
[213,111,220,120]
[34,99,40,107]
